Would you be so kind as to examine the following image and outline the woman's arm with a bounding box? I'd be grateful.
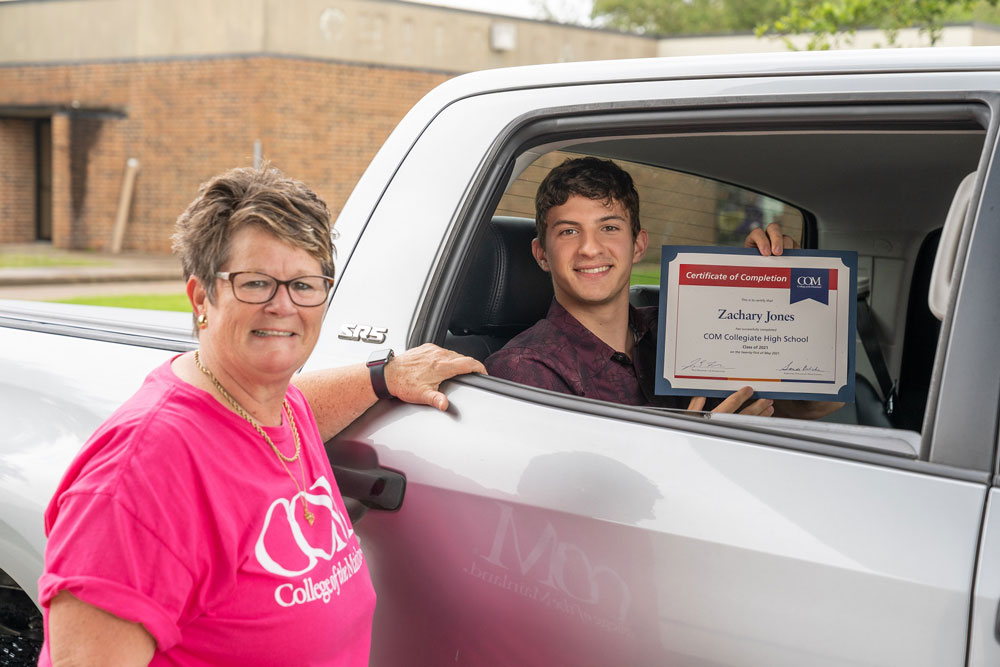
[48,591,155,667]
[295,343,486,441]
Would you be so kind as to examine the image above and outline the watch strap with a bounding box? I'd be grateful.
[367,349,394,400]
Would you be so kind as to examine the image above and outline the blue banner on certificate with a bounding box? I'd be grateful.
[655,247,857,402]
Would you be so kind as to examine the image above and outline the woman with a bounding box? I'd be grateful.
[38,166,484,666]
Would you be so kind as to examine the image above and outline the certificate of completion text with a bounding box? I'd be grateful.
[655,247,857,402]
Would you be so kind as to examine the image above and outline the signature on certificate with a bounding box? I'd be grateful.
[779,361,824,373]
[681,358,731,372]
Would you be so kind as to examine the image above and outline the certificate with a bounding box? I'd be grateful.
[655,247,857,402]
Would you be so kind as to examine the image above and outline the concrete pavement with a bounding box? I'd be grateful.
[0,243,186,301]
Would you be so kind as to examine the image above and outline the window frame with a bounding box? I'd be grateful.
[413,96,996,476]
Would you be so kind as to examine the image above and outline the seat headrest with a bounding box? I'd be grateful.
[449,216,554,337]
[928,171,976,321]
[629,284,659,308]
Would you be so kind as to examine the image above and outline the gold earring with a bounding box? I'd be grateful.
[197,313,208,329]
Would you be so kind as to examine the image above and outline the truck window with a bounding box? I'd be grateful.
[440,109,986,456]
[495,150,805,288]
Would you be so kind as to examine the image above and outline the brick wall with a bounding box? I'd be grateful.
[0,118,36,243]
[0,57,449,252]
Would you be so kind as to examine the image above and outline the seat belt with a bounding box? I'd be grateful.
[856,292,897,416]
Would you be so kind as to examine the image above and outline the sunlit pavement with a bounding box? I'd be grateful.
[0,280,187,301]
[0,243,185,301]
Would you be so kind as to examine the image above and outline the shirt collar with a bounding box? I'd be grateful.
[546,298,649,367]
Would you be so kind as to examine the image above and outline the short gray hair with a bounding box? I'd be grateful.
[171,165,335,316]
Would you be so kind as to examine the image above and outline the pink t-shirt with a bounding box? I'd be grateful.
[38,358,376,666]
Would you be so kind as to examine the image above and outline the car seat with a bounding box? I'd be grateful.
[446,216,554,360]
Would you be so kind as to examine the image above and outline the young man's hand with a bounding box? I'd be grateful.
[745,222,797,256]
[738,223,843,421]
[687,386,774,416]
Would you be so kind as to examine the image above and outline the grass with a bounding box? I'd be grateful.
[51,293,192,312]
[0,253,110,268]
[630,266,661,286]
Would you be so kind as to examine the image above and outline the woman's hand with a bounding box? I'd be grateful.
[384,343,487,411]
[297,344,486,440]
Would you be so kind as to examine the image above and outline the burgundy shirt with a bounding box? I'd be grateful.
[486,299,689,409]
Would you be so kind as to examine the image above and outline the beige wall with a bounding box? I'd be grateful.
[4,1,998,72]
[0,0,657,71]
[5,0,995,72]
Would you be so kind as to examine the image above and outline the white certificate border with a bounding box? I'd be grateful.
[654,247,858,402]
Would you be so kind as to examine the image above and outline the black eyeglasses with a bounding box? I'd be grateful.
[216,271,334,307]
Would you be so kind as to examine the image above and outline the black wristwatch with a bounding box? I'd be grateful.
[367,348,395,400]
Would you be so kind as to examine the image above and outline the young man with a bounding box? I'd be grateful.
[486,157,838,418]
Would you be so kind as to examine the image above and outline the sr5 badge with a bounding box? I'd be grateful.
[338,324,388,344]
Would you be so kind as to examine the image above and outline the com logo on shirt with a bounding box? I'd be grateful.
[254,475,356,577]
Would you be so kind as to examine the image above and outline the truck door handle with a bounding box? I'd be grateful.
[326,440,406,523]
[995,597,1000,643]
[330,464,406,511]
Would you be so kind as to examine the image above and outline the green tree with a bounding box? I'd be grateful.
[592,0,1000,46]
[592,0,789,35]
[759,0,1000,49]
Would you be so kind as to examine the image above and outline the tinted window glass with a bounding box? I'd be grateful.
[495,150,804,286]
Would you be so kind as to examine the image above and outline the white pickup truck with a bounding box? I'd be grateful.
[3,47,1000,666]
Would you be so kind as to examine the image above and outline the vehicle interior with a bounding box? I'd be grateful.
[442,103,986,450]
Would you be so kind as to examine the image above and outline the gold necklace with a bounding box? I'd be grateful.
[194,350,315,525]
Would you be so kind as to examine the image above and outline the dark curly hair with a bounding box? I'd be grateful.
[534,157,640,248]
